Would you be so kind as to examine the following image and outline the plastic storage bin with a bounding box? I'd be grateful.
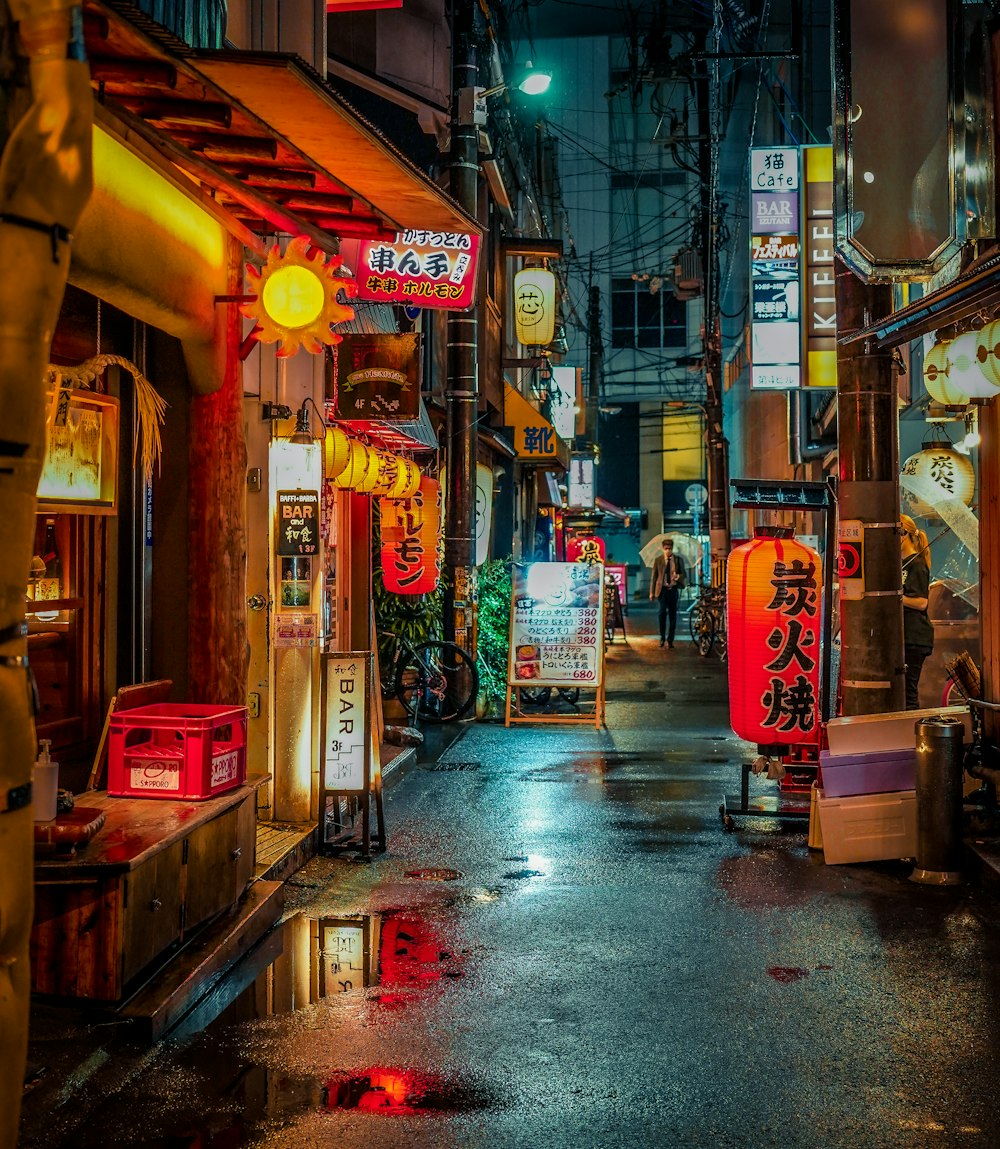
[108,703,248,800]
[816,788,917,865]
[826,706,971,755]
[818,747,916,798]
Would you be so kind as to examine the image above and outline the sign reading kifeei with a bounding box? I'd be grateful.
[509,561,605,688]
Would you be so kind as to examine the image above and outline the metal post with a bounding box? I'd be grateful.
[443,0,480,659]
[834,260,905,714]
[911,715,965,885]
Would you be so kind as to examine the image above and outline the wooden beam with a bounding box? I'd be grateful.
[125,97,233,129]
[89,57,177,89]
[175,132,279,161]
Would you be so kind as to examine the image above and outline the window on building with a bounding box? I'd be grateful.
[611,278,687,349]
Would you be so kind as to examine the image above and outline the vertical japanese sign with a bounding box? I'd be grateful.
[379,476,442,594]
[802,146,837,387]
[346,231,482,310]
[475,463,493,567]
[509,561,605,688]
[727,534,822,746]
[750,147,801,390]
[320,651,371,793]
[277,490,320,555]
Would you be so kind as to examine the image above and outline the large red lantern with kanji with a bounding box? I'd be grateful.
[565,533,606,565]
[727,527,822,749]
[380,476,442,594]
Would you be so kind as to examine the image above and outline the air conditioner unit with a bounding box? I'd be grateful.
[673,247,704,295]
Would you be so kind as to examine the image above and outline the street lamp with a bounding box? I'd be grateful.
[478,61,552,100]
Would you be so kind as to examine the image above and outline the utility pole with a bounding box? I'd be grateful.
[443,0,479,659]
[834,261,905,714]
[696,23,730,583]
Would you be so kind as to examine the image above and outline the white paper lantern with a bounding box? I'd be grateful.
[922,340,969,405]
[975,319,1000,391]
[900,438,976,519]
[948,331,999,399]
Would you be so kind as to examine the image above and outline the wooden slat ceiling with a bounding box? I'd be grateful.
[84,1,479,252]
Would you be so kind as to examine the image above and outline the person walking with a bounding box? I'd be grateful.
[649,537,686,648]
[900,513,934,709]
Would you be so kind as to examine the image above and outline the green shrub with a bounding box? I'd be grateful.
[476,557,512,718]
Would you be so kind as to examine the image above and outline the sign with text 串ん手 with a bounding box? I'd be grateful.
[351,231,481,311]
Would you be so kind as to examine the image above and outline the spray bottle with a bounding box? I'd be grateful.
[33,739,59,822]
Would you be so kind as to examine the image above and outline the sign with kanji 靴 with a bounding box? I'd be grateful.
[380,476,442,594]
[509,561,605,688]
[331,333,420,421]
[349,231,482,311]
[727,533,823,748]
[276,490,320,556]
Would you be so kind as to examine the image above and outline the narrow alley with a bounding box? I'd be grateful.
[19,605,1000,1149]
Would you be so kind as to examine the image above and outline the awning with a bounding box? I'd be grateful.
[83,1,480,254]
[595,497,628,520]
[536,471,564,506]
[839,251,1000,349]
[503,383,570,469]
[340,399,438,454]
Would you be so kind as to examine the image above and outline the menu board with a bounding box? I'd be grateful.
[509,561,605,688]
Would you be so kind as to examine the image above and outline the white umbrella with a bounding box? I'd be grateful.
[639,532,703,569]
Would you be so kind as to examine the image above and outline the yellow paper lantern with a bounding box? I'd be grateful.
[514,267,556,347]
[922,340,969,406]
[332,440,371,488]
[370,452,403,496]
[976,320,1000,391]
[324,426,352,479]
[388,459,421,499]
[948,331,998,399]
[354,447,383,493]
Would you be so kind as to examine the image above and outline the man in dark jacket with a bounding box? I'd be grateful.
[649,537,686,648]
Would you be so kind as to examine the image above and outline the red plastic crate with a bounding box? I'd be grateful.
[107,703,248,800]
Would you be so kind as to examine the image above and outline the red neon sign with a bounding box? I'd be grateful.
[346,232,481,311]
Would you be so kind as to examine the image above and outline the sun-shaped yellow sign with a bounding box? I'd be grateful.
[242,236,358,357]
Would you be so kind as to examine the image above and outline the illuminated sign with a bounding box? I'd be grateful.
[514,267,557,346]
[509,562,605,688]
[749,147,801,391]
[549,366,581,441]
[347,231,482,311]
[568,455,595,507]
[802,146,837,387]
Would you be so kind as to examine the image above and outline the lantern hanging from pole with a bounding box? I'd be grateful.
[900,433,976,520]
[514,266,556,347]
[380,476,442,594]
[354,447,383,493]
[922,340,969,406]
[975,320,1000,392]
[947,331,999,400]
[370,452,404,496]
[387,458,421,500]
[566,533,606,565]
[325,426,352,479]
[331,439,372,489]
[727,528,822,749]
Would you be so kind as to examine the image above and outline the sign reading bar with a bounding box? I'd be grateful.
[347,231,482,311]
[320,652,370,792]
[331,332,421,421]
[509,561,605,688]
[276,490,320,556]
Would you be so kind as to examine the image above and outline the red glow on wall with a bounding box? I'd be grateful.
[727,530,822,747]
[327,0,401,12]
[380,476,441,594]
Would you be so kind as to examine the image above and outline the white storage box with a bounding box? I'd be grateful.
[816,788,917,865]
[825,706,971,756]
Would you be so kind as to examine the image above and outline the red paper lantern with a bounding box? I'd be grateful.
[380,476,442,594]
[727,528,822,748]
[565,534,606,565]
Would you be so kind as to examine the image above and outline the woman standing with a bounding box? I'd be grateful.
[901,513,934,709]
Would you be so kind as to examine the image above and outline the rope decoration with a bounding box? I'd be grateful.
[45,354,167,481]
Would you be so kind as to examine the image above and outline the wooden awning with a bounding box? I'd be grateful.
[84,1,479,255]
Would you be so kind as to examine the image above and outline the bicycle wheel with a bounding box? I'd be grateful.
[395,641,478,723]
[520,686,552,706]
[695,609,716,657]
[557,687,581,705]
[688,602,706,643]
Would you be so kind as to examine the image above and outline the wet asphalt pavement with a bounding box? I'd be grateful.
[19,602,1000,1148]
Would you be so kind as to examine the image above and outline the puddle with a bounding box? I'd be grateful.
[405,867,464,881]
[502,869,545,880]
[325,1068,493,1113]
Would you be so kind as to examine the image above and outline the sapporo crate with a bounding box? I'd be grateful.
[108,703,248,800]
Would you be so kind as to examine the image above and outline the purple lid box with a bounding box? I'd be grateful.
[819,747,916,798]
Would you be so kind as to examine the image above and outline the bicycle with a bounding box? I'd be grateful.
[377,630,478,723]
[688,584,728,661]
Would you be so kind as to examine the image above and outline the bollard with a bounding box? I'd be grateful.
[910,715,965,886]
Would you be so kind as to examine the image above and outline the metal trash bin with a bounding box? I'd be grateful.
[910,715,965,886]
